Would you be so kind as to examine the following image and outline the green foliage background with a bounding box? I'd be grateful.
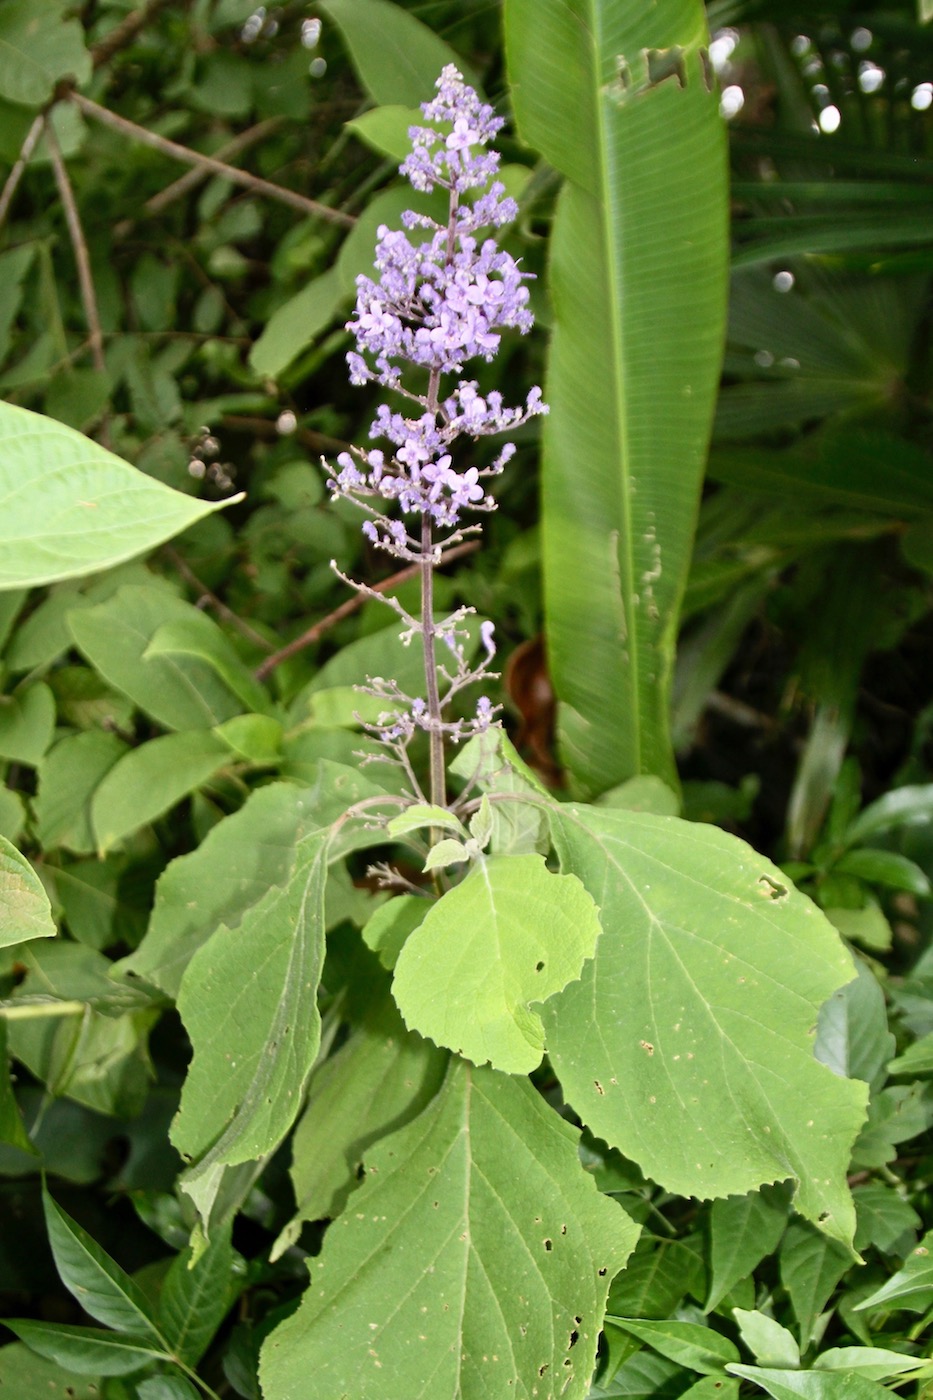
[1,1,933,1398]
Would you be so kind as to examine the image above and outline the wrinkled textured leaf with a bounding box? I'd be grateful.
[260,1061,638,1400]
[392,854,602,1073]
[506,0,728,793]
[172,828,330,1176]
[543,806,867,1247]
[0,834,56,946]
[0,403,239,589]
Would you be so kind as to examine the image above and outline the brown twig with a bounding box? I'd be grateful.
[0,113,47,228]
[254,540,481,682]
[46,124,105,374]
[220,414,347,455]
[163,545,273,652]
[90,0,182,69]
[69,91,354,228]
[139,117,283,219]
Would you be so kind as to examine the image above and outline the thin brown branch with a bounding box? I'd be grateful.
[69,91,354,228]
[254,540,481,683]
[143,117,283,217]
[163,546,273,652]
[46,124,105,374]
[0,112,47,228]
[220,414,347,455]
[90,0,181,69]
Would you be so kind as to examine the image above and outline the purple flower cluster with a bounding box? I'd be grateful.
[326,65,547,789]
[329,64,547,549]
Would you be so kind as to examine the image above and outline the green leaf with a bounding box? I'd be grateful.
[726,1365,891,1400]
[845,783,933,845]
[0,1018,37,1154]
[392,854,602,1073]
[680,1381,740,1400]
[542,806,867,1248]
[385,804,467,840]
[706,1187,791,1312]
[855,1230,933,1313]
[136,1376,202,1400]
[0,1,90,107]
[888,1031,933,1076]
[853,1183,921,1254]
[346,104,421,161]
[90,730,231,852]
[259,1061,638,1400]
[834,848,931,896]
[213,713,283,765]
[450,730,550,856]
[814,960,894,1090]
[733,1310,800,1369]
[68,585,246,731]
[34,731,128,853]
[0,834,55,947]
[361,893,427,971]
[779,1220,852,1344]
[144,614,271,715]
[249,268,344,379]
[607,1236,705,1320]
[0,403,240,589]
[0,681,55,764]
[813,1347,927,1381]
[0,1341,101,1398]
[171,828,330,1177]
[276,990,446,1254]
[607,1319,740,1375]
[3,1320,166,1377]
[118,766,383,998]
[318,0,478,106]
[42,1185,165,1341]
[158,1227,236,1365]
[506,0,728,793]
[422,837,469,871]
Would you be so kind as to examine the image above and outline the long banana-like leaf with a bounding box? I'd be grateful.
[505,0,728,794]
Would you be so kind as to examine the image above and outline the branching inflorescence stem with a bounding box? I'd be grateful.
[326,66,547,810]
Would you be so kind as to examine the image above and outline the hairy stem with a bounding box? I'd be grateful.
[421,505,446,809]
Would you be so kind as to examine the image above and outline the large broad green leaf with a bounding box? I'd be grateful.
[171,828,331,1179]
[706,1186,791,1312]
[0,403,240,589]
[542,805,867,1249]
[259,1061,638,1400]
[0,834,55,947]
[318,0,478,106]
[506,0,728,794]
[392,854,602,1074]
[117,764,387,998]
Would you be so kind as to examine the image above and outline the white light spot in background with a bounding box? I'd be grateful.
[754,350,775,368]
[790,35,811,57]
[276,411,298,435]
[720,84,745,119]
[812,83,830,103]
[859,62,885,93]
[301,18,322,49]
[912,82,933,110]
[773,270,795,293]
[310,56,327,77]
[710,30,739,73]
[819,105,841,133]
[851,27,873,53]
